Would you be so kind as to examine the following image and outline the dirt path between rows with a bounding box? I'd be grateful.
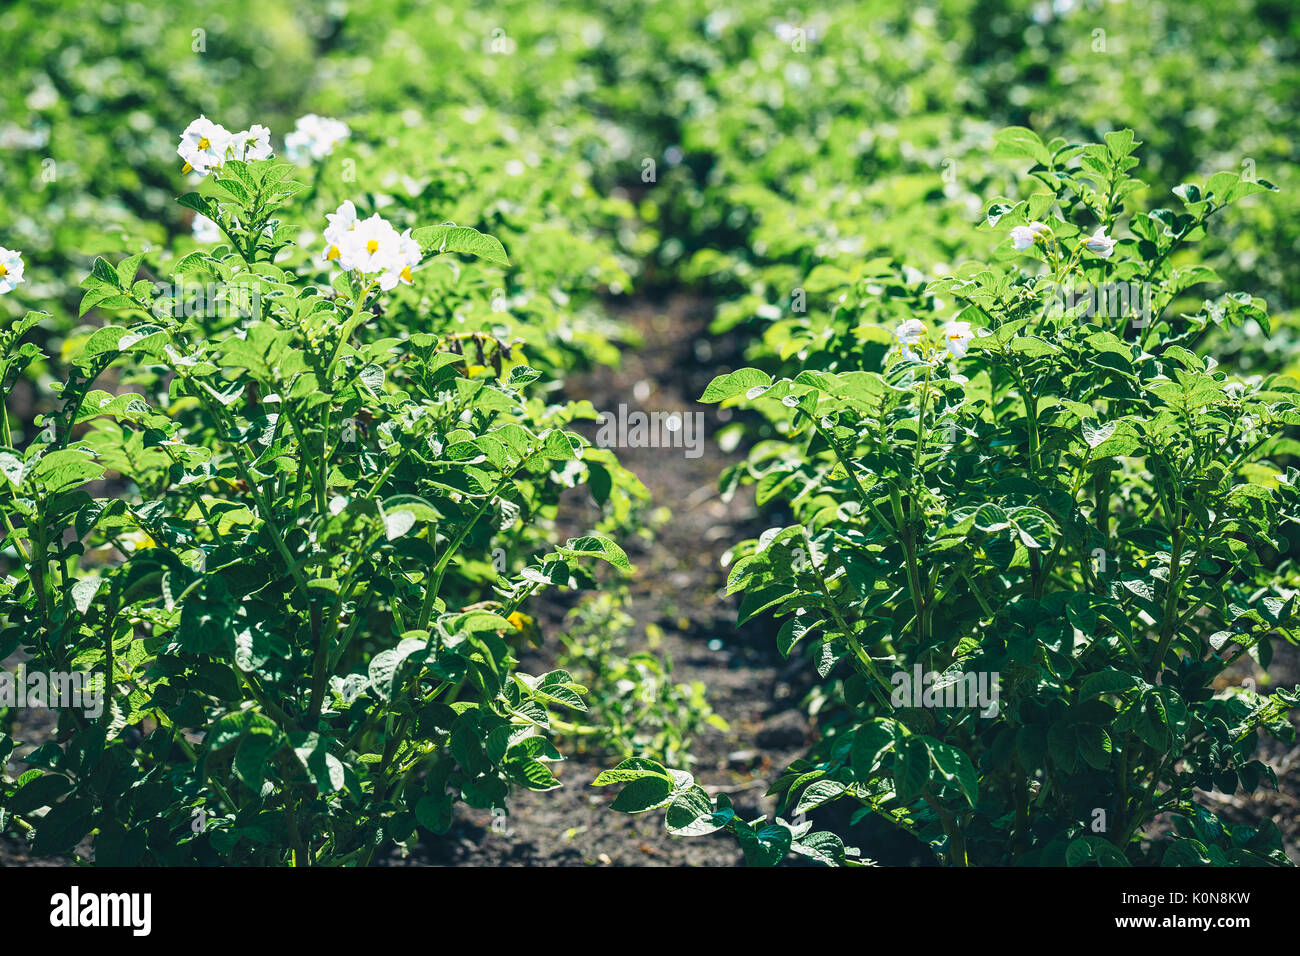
[387,293,821,866]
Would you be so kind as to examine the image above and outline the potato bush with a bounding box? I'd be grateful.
[0,149,646,864]
[601,130,1300,866]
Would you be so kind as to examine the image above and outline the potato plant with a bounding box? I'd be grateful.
[0,152,643,865]
[601,129,1300,867]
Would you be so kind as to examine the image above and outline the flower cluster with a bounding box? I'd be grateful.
[284,114,350,163]
[0,247,24,295]
[1009,221,1114,259]
[177,116,273,177]
[893,317,973,363]
[322,201,421,291]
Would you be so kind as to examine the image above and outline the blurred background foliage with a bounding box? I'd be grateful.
[0,0,1297,384]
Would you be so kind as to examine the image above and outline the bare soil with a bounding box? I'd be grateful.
[383,293,833,866]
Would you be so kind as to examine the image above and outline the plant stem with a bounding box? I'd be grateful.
[802,529,895,705]
[416,468,520,630]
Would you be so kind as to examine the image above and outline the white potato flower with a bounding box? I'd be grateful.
[894,318,927,361]
[323,200,359,263]
[339,215,403,274]
[285,114,350,163]
[0,247,24,294]
[895,318,926,345]
[1009,222,1050,251]
[231,124,274,162]
[178,117,273,176]
[378,229,422,290]
[942,319,974,358]
[178,115,233,176]
[1082,227,1116,259]
[322,202,422,289]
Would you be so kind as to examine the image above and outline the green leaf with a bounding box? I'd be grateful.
[1080,668,1139,699]
[1076,725,1113,770]
[699,368,773,404]
[176,192,212,216]
[893,736,931,803]
[507,757,561,791]
[368,638,428,700]
[1067,836,1130,867]
[1084,419,1141,459]
[1008,335,1058,358]
[557,534,632,571]
[850,719,896,780]
[233,728,277,787]
[542,429,580,461]
[592,757,671,786]
[89,256,119,286]
[1047,723,1077,773]
[291,733,347,794]
[609,774,674,812]
[411,224,510,265]
[665,786,724,836]
[792,829,850,867]
[794,779,847,816]
[31,450,105,494]
[382,509,417,541]
[31,796,95,856]
[116,252,146,287]
[926,738,978,807]
[1081,418,1117,449]
[1224,178,1278,203]
[71,577,104,615]
[8,773,74,813]
[359,364,385,395]
[993,126,1052,166]
[735,820,793,866]
[415,794,453,834]
[973,503,1009,532]
[508,365,541,386]
[1104,129,1136,158]
[11,311,47,339]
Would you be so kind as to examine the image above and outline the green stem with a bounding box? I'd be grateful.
[809,417,899,537]
[416,468,521,630]
[1009,362,1040,471]
[1151,505,1187,672]
[282,403,327,514]
[803,529,895,706]
[189,381,308,592]
[923,788,968,866]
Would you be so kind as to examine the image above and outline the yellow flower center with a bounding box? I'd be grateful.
[366,240,380,254]
[326,245,341,261]
[399,265,413,282]
[182,161,193,174]
[0,264,7,278]
[197,136,211,150]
